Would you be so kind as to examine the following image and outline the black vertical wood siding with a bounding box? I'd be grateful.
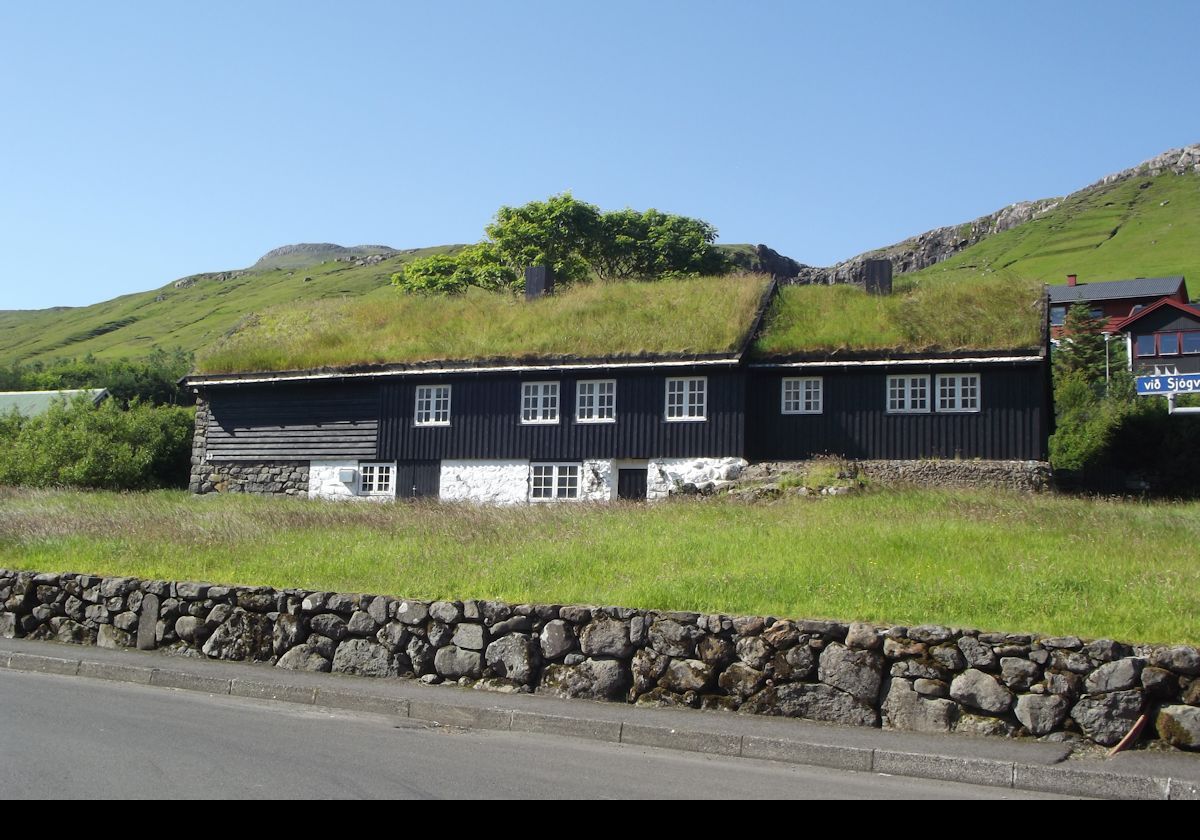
[378,368,745,461]
[745,363,1048,461]
[204,382,380,461]
[200,358,1049,466]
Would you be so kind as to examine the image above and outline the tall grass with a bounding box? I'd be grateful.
[197,275,770,373]
[1,487,1196,644]
[753,275,1043,356]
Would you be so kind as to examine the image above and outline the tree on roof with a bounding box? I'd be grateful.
[392,194,728,295]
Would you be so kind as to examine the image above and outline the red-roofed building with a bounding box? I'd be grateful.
[1048,274,1189,339]
[1108,297,1200,375]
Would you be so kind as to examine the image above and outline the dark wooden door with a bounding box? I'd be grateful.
[396,461,440,499]
[617,468,648,501]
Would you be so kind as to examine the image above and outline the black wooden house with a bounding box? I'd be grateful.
[186,276,1051,502]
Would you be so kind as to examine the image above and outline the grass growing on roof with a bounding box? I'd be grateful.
[752,274,1043,356]
[197,274,770,373]
[2,487,1197,644]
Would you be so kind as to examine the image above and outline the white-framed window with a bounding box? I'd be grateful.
[359,462,395,496]
[521,381,559,424]
[665,376,707,421]
[576,379,616,423]
[887,375,930,413]
[936,373,980,413]
[781,376,823,414]
[529,463,579,501]
[414,384,451,426]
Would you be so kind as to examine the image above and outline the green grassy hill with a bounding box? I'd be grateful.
[0,243,762,368]
[3,145,1196,369]
[0,245,465,366]
[902,169,1200,289]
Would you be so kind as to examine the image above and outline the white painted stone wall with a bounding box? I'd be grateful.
[439,460,531,505]
[646,457,748,500]
[581,459,615,501]
[309,460,361,500]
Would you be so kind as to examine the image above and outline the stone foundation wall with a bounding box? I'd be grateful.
[856,459,1052,492]
[192,461,310,496]
[187,399,211,493]
[439,460,532,505]
[747,459,1052,493]
[188,399,309,496]
[648,457,748,499]
[2,567,1197,750]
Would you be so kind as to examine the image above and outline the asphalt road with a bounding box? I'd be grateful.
[0,670,1072,799]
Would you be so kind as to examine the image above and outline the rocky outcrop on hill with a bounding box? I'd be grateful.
[777,142,1200,289]
[252,243,400,270]
[1094,143,1200,186]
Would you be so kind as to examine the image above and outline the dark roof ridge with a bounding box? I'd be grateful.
[1048,275,1186,304]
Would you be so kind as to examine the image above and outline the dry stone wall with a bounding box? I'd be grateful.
[855,459,1052,492]
[745,460,1052,493]
[2,567,1198,750]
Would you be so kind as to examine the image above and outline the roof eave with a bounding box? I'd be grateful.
[184,352,745,388]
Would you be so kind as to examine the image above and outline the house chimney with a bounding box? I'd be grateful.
[524,265,554,301]
[863,259,892,296]
[1067,274,1077,287]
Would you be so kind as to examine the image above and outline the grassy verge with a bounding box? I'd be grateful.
[1,487,1196,644]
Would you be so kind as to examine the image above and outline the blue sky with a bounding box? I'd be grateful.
[1,2,1196,309]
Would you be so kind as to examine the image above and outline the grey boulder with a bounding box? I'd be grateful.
[950,669,1014,714]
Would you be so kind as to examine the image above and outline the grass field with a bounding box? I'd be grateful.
[2,487,1196,645]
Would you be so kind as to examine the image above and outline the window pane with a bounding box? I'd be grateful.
[938,376,955,410]
[1136,335,1156,357]
[910,377,927,410]
[598,381,615,419]
[782,379,799,413]
[1183,332,1200,354]
[961,375,979,410]
[1160,333,1180,355]
[804,379,821,412]
[1050,306,1066,327]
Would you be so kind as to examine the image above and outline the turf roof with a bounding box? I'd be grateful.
[193,273,1045,376]
[196,274,773,374]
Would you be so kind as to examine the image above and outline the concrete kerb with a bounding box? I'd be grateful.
[8,652,81,676]
[1,643,1195,800]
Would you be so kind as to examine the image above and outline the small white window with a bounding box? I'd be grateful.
[529,463,579,501]
[576,379,616,423]
[521,381,559,424]
[414,384,451,426]
[359,463,395,496]
[782,377,822,414]
[936,373,980,412]
[665,376,707,421]
[887,375,930,413]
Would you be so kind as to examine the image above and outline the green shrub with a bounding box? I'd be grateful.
[0,348,194,406]
[0,396,194,490]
